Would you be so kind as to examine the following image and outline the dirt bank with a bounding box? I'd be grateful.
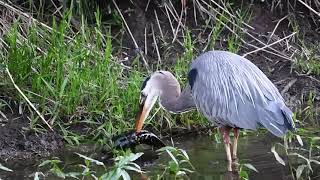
[0,108,63,167]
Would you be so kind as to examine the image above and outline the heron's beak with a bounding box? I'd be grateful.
[135,95,148,133]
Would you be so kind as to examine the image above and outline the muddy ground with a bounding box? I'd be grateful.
[0,0,319,165]
[0,108,63,167]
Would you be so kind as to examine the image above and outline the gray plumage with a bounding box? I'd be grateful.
[140,50,295,138]
[138,50,295,168]
[188,51,295,137]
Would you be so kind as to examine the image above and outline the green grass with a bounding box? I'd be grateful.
[1,12,147,143]
[294,51,320,76]
[0,9,213,145]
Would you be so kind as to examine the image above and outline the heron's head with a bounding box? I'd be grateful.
[135,71,177,132]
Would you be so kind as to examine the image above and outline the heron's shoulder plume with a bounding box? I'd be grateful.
[188,68,198,89]
[141,76,150,90]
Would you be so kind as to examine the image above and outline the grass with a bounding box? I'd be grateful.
[37,150,144,179]
[1,11,146,143]
[294,47,320,76]
[34,145,197,179]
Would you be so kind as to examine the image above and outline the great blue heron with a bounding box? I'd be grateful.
[134,50,295,171]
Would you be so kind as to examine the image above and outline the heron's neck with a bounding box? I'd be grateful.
[159,84,195,114]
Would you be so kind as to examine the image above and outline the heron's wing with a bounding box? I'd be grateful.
[189,51,294,137]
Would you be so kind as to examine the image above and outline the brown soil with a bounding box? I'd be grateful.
[0,107,63,166]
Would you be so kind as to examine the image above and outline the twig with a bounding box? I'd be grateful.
[145,0,151,12]
[193,0,198,26]
[151,24,161,64]
[144,26,148,55]
[281,78,297,95]
[112,0,150,71]
[0,1,71,40]
[243,32,296,57]
[168,1,180,22]
[268,15,288,44]
[5,67,53,131]
[202,28,214,52]
[0,110,8,122]
[172,4,184,43]
[164,4,175,37]
[154,10,164,39]
[197,0,293,61]
[165,2,186,33]
[50,0,63,17]
[297,73,320,84]
[208,0,254,30]
[298,0,320,17]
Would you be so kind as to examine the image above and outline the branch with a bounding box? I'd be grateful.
[5,67,53,131]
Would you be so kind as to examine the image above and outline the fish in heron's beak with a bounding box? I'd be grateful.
[135,92,158,133]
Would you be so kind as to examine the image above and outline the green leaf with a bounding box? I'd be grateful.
[176,170,186,177]
[179,149,189,160]
[180,168,194,173]
[243,163,259,173]
[0,163,12,172]
[127,162,141,170]
[271,146,285,166]
[123,165,143,173]
[127,152,143,162]
[59,74,70,98]
[120,170,131,180]
[166,149,178,165]
[311,137,320,142]
[240,170,249,180]
[75,153,104,166]
[296,135,303,146]
[310,159,320,165]
[33,172,40,180]
[156,146,176,153]
[169,161,179,173]
[65,172,81,179]
[51,167,66,179]
[296,165,306,179]
[38,159,61,167]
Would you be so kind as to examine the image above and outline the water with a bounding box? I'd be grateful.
[0,133,300,180]
[140,133,292,180]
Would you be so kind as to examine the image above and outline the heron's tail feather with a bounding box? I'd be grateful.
[257,102,295,137]
[281,105,296,132]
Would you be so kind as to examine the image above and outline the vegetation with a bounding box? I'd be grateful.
[0,0,319,180]
[36,150,144,179]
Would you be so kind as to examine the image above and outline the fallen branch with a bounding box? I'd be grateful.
[298,0,320,17]
[268,15,289,44]
[151,24,161,64]
[5,67,53,131]
[242,32,296,57]
[281,78,297,95]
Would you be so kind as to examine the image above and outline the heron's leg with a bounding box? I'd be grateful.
[219,126,232,171]
[232,128,240,160]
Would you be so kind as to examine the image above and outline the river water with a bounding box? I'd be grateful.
[1,132,315,180]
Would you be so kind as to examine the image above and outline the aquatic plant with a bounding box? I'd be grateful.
[155,146,195,179]
[37,151,144,179]
[238,163,258,180]
[270,131,320,180]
